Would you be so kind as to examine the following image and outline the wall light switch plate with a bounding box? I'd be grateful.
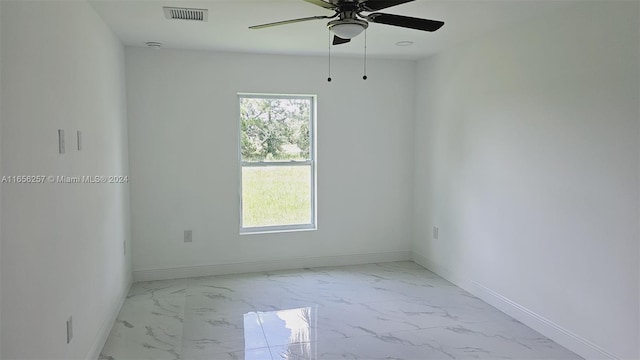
[433,226,439,240]
[184,230,192,243]
[58,129,65,154]
[77,131,82,151]
[66,316,73,344]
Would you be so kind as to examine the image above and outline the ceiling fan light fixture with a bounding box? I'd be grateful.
[327,19,368,39]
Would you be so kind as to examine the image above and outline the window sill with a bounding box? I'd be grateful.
[240,225,317,236]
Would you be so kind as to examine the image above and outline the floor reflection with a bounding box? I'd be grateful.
[244,307,317,360]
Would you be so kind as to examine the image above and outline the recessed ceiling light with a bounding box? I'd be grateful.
[146,41,162,48]
[395,41,414,47]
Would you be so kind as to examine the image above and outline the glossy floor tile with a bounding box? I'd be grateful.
[99,262,582,360]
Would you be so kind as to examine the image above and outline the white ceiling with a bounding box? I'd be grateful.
[90,0,574,60]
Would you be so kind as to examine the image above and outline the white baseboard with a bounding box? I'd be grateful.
[133,251,412,282]
[411,253,618,360]
[85,278,132,360]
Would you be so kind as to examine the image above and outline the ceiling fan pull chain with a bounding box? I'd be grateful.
[327,30,332,82]
[363,29,368,80]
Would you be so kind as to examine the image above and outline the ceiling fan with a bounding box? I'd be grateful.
[249,0,444,45]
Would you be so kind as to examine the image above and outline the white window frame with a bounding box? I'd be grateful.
[238,93,317,234]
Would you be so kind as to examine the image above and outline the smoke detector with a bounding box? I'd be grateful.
[163,7,208,21]
[395,41,414,47]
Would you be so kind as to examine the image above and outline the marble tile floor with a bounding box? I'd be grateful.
[99,261,582,360]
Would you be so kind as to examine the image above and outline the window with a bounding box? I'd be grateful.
[239,94,316,233]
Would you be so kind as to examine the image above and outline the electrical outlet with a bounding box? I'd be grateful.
[66,316,73,344]
[184,230,192,243]
[433,226,439,240]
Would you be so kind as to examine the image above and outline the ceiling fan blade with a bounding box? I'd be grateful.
[249,15,331,29]
[360,0,415,12]
[303,0,337,10]
[367,13,444,32]
[333,36,351,45]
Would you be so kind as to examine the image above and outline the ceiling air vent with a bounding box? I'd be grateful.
[163,7,208,21]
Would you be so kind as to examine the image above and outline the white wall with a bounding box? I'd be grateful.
[1,1,131,359]
[126,48,415,279]
[0,1,3,357]
[412,2,639,359]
